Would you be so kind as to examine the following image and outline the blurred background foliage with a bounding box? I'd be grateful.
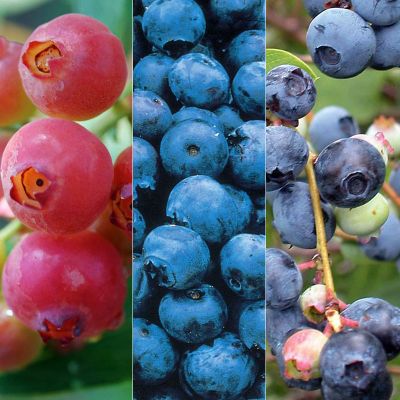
[267,0,400,399]
[0,0,132,399]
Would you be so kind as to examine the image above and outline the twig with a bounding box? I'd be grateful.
[383,182,400,208]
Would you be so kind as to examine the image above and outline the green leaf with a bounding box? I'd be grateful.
[266,48,318,80]
[69,0,131,52]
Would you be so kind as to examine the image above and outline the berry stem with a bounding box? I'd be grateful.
[335,227,357,242]
[0,219,22,241]
[382,182,400,208]
[305,154,336,295]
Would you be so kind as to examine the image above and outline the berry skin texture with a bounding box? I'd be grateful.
[0,37,35,127]
[133,208,146,252]
[172,107,224,133]
[19,14,127,121]
[300,284,327,324]
[309,106,359,153]
[372,22,400,70]
[266,65,316,121]
[168,53,230,110]
[133,255,158,318]
[314,137,386,208]
[335,193,389,236]
[0,304,43,372]
[232,61,265,119]
[224,30,265,76]
[179,332,258,399]
[266,125,309,192]
[227,120,265,190]
[1,118,113,235]
[133,89,172,143]
[306,9,376,78]
[283,329,327,381]
[2,231,126,343]
[352,0,400,26]
[213,105,244,137]
[321,370,393,400]
[320,330,387,396]
[133,16,152,67]
[160,119,229,179]
[142,224,210,290]
[166,175,240,244]
[238,300,265,351]
[362,212,400,261]
[273,181,336,249]
[142,0,206,57]
[266,248,303,310]
[221,234,265,300]
[133,137,159,206]
[133,318,179,385]
[158,284,228,344]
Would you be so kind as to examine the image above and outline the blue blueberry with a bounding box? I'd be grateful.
[214,105,244,137]
[246,372,265,400]
[224,30,265,75]
[220,234,265,299]
[133,16,151,66]
[166,175,240,244]
[306,9,376,78]
[320,330,387,397]
[232,62,265,119]
[342,297,391,321]
[266,125,309,192]
[352,0,400,26]
[133,53,175,101]
[133,318,179,385]
[222,184,254,232]
[134,208,146,251]
[303,0,326,17]
[133,137,159,206]
[372,22,400,70]
[208,0,265,33]
[227,120,265,190]
[133,254,158,317]
[159,284,228,343]
[266,65,316,121]
[172,106,224,133]
[266,248,303,310]
[226,296,253,333]
[362,212,400,261]
[314,137,386,208]
[238,300,265,351]
[321,371,393,400]
[142,385,189,400]
[272,181,336,248]
[309,106,359,153]
[133,89,172,143]
[168,53,230,109]
[179,332,258,399]
[142,0,206,57]
[142,224,210,290]
[160,119,228,179]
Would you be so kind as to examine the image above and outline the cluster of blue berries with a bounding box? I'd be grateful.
[266,60,400,398]
[133,1,265,398]
[304,0,400,77]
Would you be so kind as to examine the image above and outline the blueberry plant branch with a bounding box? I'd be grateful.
[382,181,400,208]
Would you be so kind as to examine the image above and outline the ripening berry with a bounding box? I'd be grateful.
[2,231,126,344]
[0,304,43,371]
[18,14,128,121]
[110,146,132,237]
[1,118,113,234]
[0,37,35,127]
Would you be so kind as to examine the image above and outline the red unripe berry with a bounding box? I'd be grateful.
[110,146,132,235]
[0,37,35,127]
[18,14,128,121]
[1,118,113,234]
[0,304,43,371]
[2,231,127,344]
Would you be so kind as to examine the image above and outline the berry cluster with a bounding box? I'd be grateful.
[133,0,265,398]
[266,59,400,399]
[0,13,129,371]
[304,0,400,77]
